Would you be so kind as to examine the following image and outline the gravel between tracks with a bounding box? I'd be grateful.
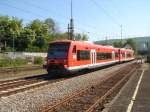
[0,62,134,112]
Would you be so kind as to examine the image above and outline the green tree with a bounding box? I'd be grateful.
[0,15,90,52]
[16,28,35,51]
[60,32,68,40]
[27,19,48,49]
[44,18,56,34]
[113,40,123,48]
[74,33,89,41]
[28,19,43,34]
[81,34,88,41]
[0,16,22,51]
[33,34,46,48]
[9,17,22,51]
[125,38,138,54]
[0,16,10,45]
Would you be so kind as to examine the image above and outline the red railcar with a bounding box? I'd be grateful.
[46,40,134,74]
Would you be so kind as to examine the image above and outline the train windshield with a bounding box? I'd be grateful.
[48,43,70,59]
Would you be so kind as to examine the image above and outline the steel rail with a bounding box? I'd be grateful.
[0,66,42,74]
[0,81,50,97]
[0,78,65,97]
[43,64,134,112]
[85,68,136,112]
[0,80,40,91]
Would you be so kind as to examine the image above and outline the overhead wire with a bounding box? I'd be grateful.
[18,0,100,35]
[109,0,121,16]
[89,0,120,27]
[0,1,68,29]
[0,0,104,37]
[0,2,45,19]
[20,0,69,20]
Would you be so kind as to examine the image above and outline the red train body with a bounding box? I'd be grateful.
[46,40,134,74]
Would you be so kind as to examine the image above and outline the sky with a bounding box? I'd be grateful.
[0,0,150,42]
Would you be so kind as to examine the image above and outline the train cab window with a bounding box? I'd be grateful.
[48,42,70,59]
[72,45,76,53]
[77,50,90,60]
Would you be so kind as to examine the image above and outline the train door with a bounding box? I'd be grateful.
[91,49,96,64]
[72,45,77,65]
[112,51,115,60]
[125,52,127,60]
[119,49,121,63]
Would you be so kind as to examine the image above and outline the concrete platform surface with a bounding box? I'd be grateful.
[104,64,150,112]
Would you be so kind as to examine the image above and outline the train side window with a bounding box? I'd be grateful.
[97,53,105,60]
[72,46,76,53]
[77,50,90,60]
[127,53,131,57]
[106,53,112,59]
[97,52,112,60]
[122,53,125,57]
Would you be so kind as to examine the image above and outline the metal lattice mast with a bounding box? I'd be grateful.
[70,0,74,40]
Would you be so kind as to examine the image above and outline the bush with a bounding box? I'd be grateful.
[0,58,28,67]
[0,58,11,67]
[147,55,150,63]
[14,58,28,66]
[34,57,44,65]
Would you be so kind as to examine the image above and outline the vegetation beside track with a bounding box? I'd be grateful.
[0,56,44,67]
[0,61,47,80]
[147,55,150,63]
[0,69,47,80]
[0,58,28,67]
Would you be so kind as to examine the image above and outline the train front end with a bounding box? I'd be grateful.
[46,41,71,74]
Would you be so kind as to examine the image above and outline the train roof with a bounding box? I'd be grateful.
[48,40,133,52]
[49,40,114,48]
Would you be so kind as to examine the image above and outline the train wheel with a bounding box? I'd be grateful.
[47,71,57,78]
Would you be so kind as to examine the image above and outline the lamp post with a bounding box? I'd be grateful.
[12,31,15,59]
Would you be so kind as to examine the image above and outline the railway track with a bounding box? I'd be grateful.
[0,76,65,97]
[43,63,138,112]
[0,66,42,74]
[0,62,139,101]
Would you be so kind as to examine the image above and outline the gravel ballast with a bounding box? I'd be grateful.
[0,62,134,112]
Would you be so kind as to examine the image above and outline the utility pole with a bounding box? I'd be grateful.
[105,36,108,45]
[68,23,70,39]
[120,25,123,47]
[12,31,15,59]
[69,0,74,40]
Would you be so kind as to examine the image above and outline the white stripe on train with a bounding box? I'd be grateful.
[67,58,134,71]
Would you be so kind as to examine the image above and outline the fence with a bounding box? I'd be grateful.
[0,52,47,59]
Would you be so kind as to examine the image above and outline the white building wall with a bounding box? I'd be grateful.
[0,52,47,59]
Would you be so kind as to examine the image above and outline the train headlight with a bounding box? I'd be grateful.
[63,59,67,63]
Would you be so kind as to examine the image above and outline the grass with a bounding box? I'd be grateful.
[0,69,47,80]
[0,58,28,67]
[0,57,45,67]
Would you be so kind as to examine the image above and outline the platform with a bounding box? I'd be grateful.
[104,64,150,112]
